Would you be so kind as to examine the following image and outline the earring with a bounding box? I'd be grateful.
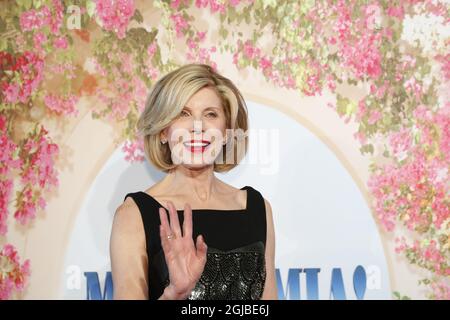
[161,139,167,144]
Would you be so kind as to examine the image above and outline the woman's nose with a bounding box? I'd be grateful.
[191,120,204,134]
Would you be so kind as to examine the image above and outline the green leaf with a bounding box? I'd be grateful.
[219,27,228,39]
[23,0,32,9]
[336,94,352,116]
[0,37,7,51]
[33,0,42,9]
[86,0,96,18]
[360,144,374,155]
[132,10,143,24]
[0,18,6,33]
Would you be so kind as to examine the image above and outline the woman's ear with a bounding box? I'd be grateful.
[160,130,167,144]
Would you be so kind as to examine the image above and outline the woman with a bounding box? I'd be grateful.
[110,64,277,300]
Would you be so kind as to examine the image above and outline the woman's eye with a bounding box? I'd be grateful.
[206,112,217,118]
[180,111,190,117]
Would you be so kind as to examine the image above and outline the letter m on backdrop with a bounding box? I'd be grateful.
[84,272,113,300]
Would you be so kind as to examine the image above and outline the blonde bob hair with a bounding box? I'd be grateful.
[137,63,249,173]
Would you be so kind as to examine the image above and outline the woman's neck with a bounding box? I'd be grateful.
[162,165,219,202]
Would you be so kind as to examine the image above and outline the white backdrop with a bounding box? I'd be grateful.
[60,100,391,299]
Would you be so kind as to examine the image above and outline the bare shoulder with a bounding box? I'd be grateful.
[110,196,148,299]
[112,197,144,235]
[263,197,273,216]
[115,196,139,217]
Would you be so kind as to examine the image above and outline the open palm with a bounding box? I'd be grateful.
[159,200,208,299]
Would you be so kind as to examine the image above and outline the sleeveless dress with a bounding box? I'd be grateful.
[123,185,267,300]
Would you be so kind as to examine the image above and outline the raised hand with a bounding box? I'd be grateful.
[158,200,208,300]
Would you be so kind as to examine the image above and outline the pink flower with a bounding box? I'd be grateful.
[368,114,449,233]
[333,0,352,41]
[394,237,407,254]
[259,56,272,71]
[430,282,450,300]
[389,128,412,158]
[20,126,59,191]
[96,77,133,119]
[387,6,404,19]
[435,54,450,81]
[0,115,22,236]
[413,105,433,122]
[0,244,30,300]
[2,84,20,104]
[145,65,159,81]
[303,63,322,96]
[170,0,190,9]
[195,0,209,8]
[339,32,382,80]
[284,74,296,90]
[147,42,157,59]
[196,31,206,42]
[187,38,197,50]
[353,131,367,144]
[48,61,77,79]
[133,77,147,112]
[0,179,13,235]
[364,4,381,30]
[229,0,241,7]
[33,32,48,56]
[326,74,336,92]
[15,127,59,226]
[170,13,189,38]
[0,116,22,177]
[209,0,226,14]
[370,82,388,99]
[19,7,50,32]
[332,1,382,80]
[404,77,423,100]
[170,0,181,9]
[91,57,107,77]
[185,36,217,70]
[368,110,382,125]
[50,0,64,34]
[96,0,135,39]
[242,40,260,60]
[119,52,133,74]
[44,94,79,116]
[14,187,37,225]
[122,138,145,162]
[19,1,63,35]
[0,51,45,104]
[53,36,68,49]
[94,49,156,120]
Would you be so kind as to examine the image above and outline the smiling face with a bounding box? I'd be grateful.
[160,87,229,169]
[137,63,249,173]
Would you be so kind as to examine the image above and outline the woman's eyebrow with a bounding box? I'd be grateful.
[183,106,221,111]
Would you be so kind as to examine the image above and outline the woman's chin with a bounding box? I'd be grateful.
[180,162,214,171]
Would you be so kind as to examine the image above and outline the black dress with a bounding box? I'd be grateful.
[123,185,267,300]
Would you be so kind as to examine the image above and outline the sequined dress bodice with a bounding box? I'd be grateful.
[124,186,267,300]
